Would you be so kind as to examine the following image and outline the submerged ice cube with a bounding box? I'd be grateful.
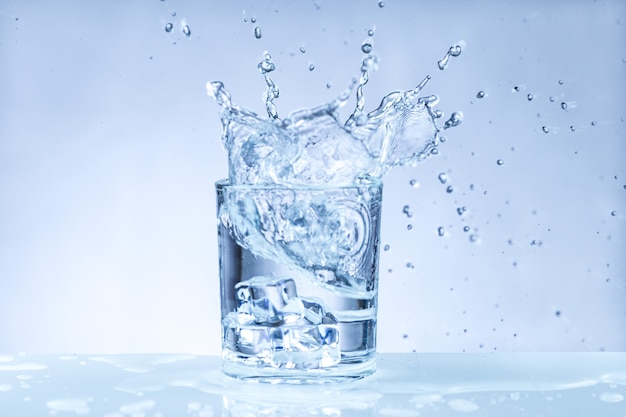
[236,276,304,324]
[224,278,342,369]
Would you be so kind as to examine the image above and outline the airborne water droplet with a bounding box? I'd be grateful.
[437,44,462,70]
[463,226,470,232]
[308,63,315,71]
[402,205,413,218]
[378,1,385,7]
[446,185,454,193]
[165,23,173,33]
[561,102,568,110]
[437,227,445,237]
[368,29,375,36]
[527,93,533,101]
[361,42,373,53]
[438,172,448,184]
[254,26,262,39]
[384,244,390,251]
[542,126,549,133]
[182,24,191,37]
[497,159,504,166]
[251,17,257,23]
[299,46,306,54]
[444,111,463,129]
[476,90,485,99]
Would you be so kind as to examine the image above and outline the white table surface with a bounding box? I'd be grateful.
[1,353,624,416]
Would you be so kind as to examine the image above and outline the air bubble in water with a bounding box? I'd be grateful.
[444,111,463,129]
[254,26,262,39]
[438,172,448,184]
[182,24,191,37]
[476,90,485,99]
[165,23,174,33]
[361,42,373,53]
[561,102,568,110]
[308,63,315,71]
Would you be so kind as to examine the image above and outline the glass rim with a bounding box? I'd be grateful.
[215,178,383,191]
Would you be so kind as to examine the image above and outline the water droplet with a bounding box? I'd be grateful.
[570,125,576,132]
[437,227,445,237]
[513,86,521,92]
[527,93,533,101]
[409,179,419,188]
[561,102,568,110]
[559,79,564,85]
[361,42,373,53]
[165,23,173,33]
[438,172,448,184]
[497,159,504,166]
[325,83,331,88]
[555,310,562,317]
[599,392,624,403]
[463,226,470,232]
[407,224,413,230]
[308,63,315,71]
[456,206,466,216]
[437,44,463,70]
[611,211,617,216]
[402,205,413,218]
[182,24,191,37]
[299,46,306,54]
[446,185,454,193]
[243,17,248,23]
[258,56,275,74]
[469,234,480,243]
[542,126,549,133]
[406,262,414,269]
[378,1,385,7]
[444,111,463,129]
[384,244,390,251]
[254,26,262,39]
[251,17,257,23]
[591,120,597,126]
[549,96,555,102]
[476,90,485,99]
[368,29,375,36]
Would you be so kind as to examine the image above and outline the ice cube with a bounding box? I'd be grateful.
[235,276,301,324]
[301,297,338,325]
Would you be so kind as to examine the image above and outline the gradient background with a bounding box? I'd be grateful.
[1,0,624,354]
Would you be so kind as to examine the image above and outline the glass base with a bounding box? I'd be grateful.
[221,354,377,384]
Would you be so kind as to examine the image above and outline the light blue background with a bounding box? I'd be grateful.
[1,0,624,354]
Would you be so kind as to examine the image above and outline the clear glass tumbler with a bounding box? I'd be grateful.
[216,179,382,382]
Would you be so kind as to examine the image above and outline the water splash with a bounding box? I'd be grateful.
[207,49,461,186]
